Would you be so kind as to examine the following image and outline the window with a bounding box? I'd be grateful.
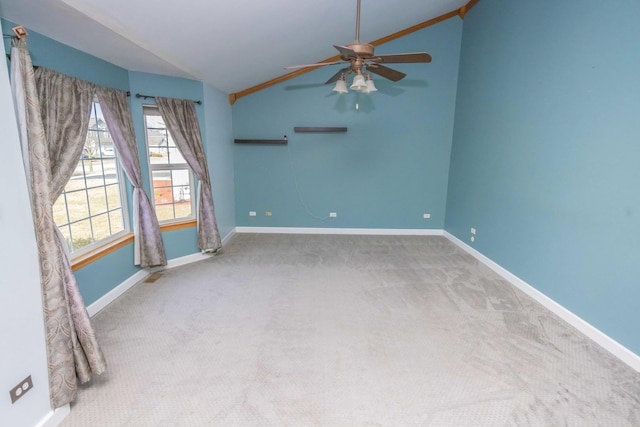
[143,106,195,222]
[53,99,128,253]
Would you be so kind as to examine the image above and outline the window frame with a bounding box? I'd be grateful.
[143,105,196,224]
[55,98,130,258]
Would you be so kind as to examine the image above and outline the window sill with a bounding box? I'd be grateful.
[71,233,135,271]
[70,219,198,271]
[159,219,197,232]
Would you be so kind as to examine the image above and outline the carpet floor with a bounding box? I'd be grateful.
[61,234,640,426]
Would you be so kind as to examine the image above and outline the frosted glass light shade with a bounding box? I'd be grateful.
[333,78,348,94]
[350,74,367,92]
[365,77,377,93]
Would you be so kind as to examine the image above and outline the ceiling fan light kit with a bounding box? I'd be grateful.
[286,0,432,96]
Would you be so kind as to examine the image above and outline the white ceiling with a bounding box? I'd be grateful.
[0,0,468,94]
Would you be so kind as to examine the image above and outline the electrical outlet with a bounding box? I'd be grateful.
[9,375,32,404]
[265,211,272,217]
[249,211,256,217]
[329,212,337,218]
[470,227,476,235]
[423,213,431,219]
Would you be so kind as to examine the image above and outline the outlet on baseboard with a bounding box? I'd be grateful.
[10,375,33,404]
[423,213,431,219]
[249,211,256,217]
[329,212,337,218]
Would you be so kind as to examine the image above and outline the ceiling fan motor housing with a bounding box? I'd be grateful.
[344,43,375,60]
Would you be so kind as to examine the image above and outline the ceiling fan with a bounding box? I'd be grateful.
[285,0,432,93]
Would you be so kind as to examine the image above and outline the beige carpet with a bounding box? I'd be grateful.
[61,234,640,426]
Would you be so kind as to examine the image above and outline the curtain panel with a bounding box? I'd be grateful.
[11,40,106,408]
[34,67,94,198]
[155,97,222,252]
[96,86,167,267]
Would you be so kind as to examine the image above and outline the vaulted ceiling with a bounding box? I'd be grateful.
[0,0,471,96]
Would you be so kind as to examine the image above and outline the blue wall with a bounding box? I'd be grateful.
[233,18,462,229]
[74,244,139,305]
[446,0,640,354]
[204,84,236,239]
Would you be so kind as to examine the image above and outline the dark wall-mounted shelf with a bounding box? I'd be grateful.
[294,127,348,133]
[234,139,287,145]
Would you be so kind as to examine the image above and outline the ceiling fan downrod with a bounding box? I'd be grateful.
[355,0,362,42]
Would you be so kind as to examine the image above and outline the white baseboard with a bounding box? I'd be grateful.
[443,231,640,372]
[36,404,70,427]
[155,252,214,271]
[86,269,149,317]
[221,228,236,245]
[85,226,640,373]
[235,226,444,236]
[87,229,236,317]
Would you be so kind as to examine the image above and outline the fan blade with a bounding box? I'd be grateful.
[333,44,357,58]
[365,64,406,82]
[284,61,344,70]
[371,52,432,64]
[325,67,352,85]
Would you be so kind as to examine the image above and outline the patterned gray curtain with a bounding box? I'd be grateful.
[11,40,106,408]
[156,97,222,252]
[96,87,167,267]
[34,67,95,197]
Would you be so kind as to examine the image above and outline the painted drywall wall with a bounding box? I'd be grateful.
[203,83,235,239]
[0,22,52,427]
[74,244,139,306]
[233,18,462,229]
[446,0,640,354]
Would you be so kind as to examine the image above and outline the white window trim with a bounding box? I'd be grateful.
[56,100,130,255]
[143,105,196,224]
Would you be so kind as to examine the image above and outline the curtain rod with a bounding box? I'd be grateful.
[4,54,132,97]
[135,93,202,105]
[3,50,186,103]
[5,53,39,69]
